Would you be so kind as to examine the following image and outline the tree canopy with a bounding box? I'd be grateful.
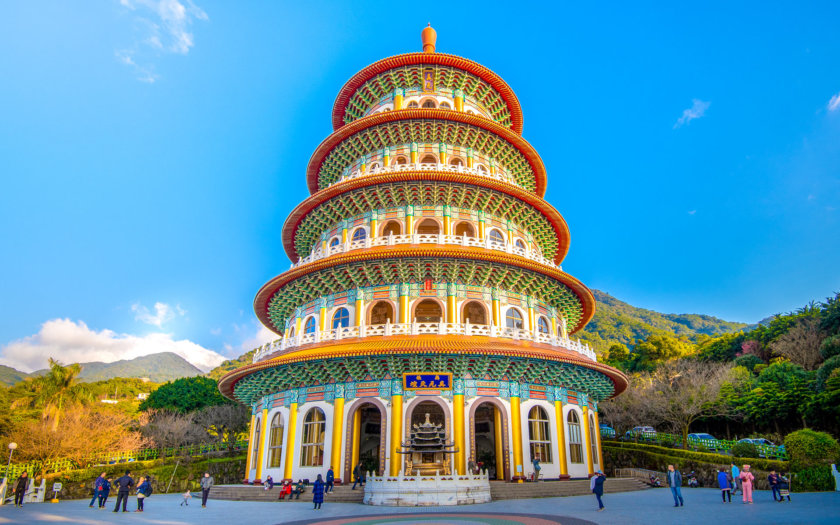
[139,376,231,413]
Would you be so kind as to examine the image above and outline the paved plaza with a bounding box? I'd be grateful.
[0,487,838,525]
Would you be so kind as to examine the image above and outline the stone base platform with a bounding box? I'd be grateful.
[363,471,491,506]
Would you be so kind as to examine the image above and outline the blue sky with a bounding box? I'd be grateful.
[1,1,838,371]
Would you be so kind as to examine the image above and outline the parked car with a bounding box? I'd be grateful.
[738,438,784,458]
[687,433,720,451]
[599,423,616,438]
[623,426,657,441]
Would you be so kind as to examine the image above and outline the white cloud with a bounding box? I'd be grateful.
[131,301,185,327]
[828,93,840,112]
[674,99,711,129]
[0,319,225,373]
[238,324,278,353]
[117,0,207,82]
[687,210,697,215]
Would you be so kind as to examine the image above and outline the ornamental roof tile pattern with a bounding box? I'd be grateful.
[331,52,523,134]
[307,110,546,195]
[282,173,570,263]
[218,336,629,403]
[255,245,594,334]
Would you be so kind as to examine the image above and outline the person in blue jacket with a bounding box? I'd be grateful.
[135,476,152,512]
[98,477,112,508]
[89,472,107,508]
[717,468,731,503]
[312,474,325,510]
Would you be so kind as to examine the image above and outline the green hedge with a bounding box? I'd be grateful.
[602,440,789,471]
[793,465,835,492]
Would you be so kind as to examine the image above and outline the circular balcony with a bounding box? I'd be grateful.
[290,232,561,270]
[334,162,517,190]
[251,320,596,364]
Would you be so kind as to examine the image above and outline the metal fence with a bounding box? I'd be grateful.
[601,429,788,461]
[3,440,248,480]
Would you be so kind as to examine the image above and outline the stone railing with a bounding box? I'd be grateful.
[251,321,595,363]
[334,162,520,188]
[292,233,561,271]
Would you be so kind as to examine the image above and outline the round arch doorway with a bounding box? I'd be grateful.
[470,400,510,480]
[344,400,386,483]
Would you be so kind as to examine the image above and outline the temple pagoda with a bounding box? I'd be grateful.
[219,26,628,485]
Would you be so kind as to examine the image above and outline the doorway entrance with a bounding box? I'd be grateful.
[346,401,385,482]
[471,401,509,480]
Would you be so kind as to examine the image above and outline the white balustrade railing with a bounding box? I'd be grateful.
[250,321,596,363]
[292,233,561,271]
[333,162,520,188]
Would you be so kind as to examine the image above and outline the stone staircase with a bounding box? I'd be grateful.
[489,477,650,500]
[210,478,648,504]
[209,484,364,503]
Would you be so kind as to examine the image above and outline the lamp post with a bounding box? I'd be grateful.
[5,442,17,483]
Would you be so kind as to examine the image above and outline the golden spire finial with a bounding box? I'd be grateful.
[421,23,437,53]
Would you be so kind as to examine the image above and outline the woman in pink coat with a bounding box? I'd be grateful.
[739,464,755,504]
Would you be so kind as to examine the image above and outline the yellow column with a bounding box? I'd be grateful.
[350,408,361,474]
[528,306,535,332]
[492,298,500,327]
[405,207,414,235]
[393,88,404,110]
[294,316,302,336]
[560,316,568,339]
[551,317,557,337]
[454,89,464,112]
[283,403,298,480]
[355,296,364,327]
[443,216,451,235]
[321,238,327,253]
[439,144,447,165]
[554,400,568,477]
[493,407,504,480]
[370,217,378,238]
[582,405,594,475]
[254,407,268,481]
[341,226,348,244]
[330,396,345,478]
[399,284,409,323]
[510,395,524,482]
[318,305,327,332]
[454,394,465,474]
[360,154,367,173]
[410,142,418,164]
[593,408,604,468]
[466,147,474,168]
[390,394,403,475]
[447,295,456,323]
[245,413,256,476]
[383,147,390,167]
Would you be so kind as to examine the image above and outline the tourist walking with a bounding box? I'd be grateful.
[312,474,325,510]
[181,489,192,506]
[200,472,214,507]
[768,470,781,502]
[666,465,684,507]
[135,476,151,512]
[739,465,755,504]
[325,467,334,493]
[12,471,29,507]
[98,477,112,508]
[112,470,134,513]
[89,472,107,508]
[778,473,792,502]
[590,470,606,511]
[352,464,362,489]
[717,468,731,503]
[730,463,741,495]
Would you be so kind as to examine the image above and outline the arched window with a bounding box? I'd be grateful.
[381,220,401,236]
[420,154,437,164]
[407,101,419,109]
[454,222,475,237]
[416,219,440,235]
[352,228,367,242]
[414,299,443,323]
[515,239,526,251]
[422,99,437,109]
[467,109,475,115]
[537,317,550,334]
[449,158,464,167]
[394,156,408,166]
[567,411,583,464]
[506,308,524,330]
[300,408,326,467]
[332,308,350,329]
[369,162,381,171]
[329,237,340,247]
[439,101,452,110]
[528,406,552,463]
[304,317,316,335]
[251,417,261,469]
[462,301,487,325]
[476,164,488,174]
[267,413,285,468]
[589,414,599,465]
[287,326,295,339]
[370,301,394,324]
[488,229,505,244]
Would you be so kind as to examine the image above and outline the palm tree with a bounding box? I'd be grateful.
[15,359,89,431]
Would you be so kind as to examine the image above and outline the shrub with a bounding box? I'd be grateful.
[793,465,834,492]
[730,441,760,459]
[820,335,840,360]
[734,354,764,372]
[816,355,840,390]
[601,440,789,471]
[784,429,840,469]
